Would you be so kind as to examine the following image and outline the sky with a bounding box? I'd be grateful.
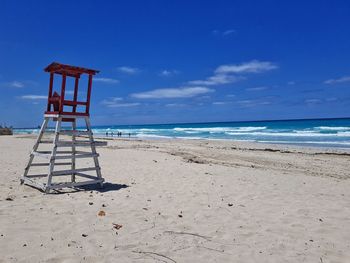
[0,0,350,127]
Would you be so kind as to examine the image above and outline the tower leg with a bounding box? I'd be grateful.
[84,116,104,188]
[22,117,50,184]
[45,116,62,193]
[71,119,76,183]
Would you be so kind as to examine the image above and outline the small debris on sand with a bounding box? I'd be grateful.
[178,214,183,218]
[5,197,13,201]
[98,210,106,216]
[89,202,93,205]
[82,234,88,237]
[228,203,233,207]
[113,223,122,230]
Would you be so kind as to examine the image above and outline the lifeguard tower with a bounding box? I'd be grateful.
[21,62,106,193]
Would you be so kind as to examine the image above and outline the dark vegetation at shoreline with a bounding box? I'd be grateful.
[0,126,13,135]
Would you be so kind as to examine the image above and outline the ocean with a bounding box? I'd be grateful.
[14,118,350,148]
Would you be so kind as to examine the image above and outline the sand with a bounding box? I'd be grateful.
[0,135,350,262]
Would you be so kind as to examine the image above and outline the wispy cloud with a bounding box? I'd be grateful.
[188,60,277,86]
[101,97,140,107]
[326,97,337,102]
[131,86,214,99]
[188,74,241,86]
[236,99,271,107]
[215,60,278,74]
[223,29,236,36]
[1,80,37,88]
[324,76,350,84]
[212,29,236,37]
[0,81,25,88]
[305,98,322,104]
[20,95,47,100]
[287,81,295,85]
[65,90,74,95]
[212,101,230,105]
[94,77,119,84]
[117,66,140,74]
[246,86,268,92]
[165,103,186,107]
[10,81,25,88]
[159,69,179,77]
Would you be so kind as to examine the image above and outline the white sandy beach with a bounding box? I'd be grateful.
[0,135,350,262]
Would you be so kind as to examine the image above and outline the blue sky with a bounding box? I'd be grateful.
[1,0,350,127]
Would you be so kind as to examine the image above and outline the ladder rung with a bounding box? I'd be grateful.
[31,150,96,159]
[52,167,100,176]
[60,130,90,136]
[40,140,54,144]
[56,141,107,147]
[75,172,100,180]
[49,179,104,189]
[25,173,48,178]
[31,151,50,159]
[54,153,99,160]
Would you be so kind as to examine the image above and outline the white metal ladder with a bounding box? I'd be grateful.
[21,114,106,193]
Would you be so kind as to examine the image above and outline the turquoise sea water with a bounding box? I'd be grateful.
[14,118,350,148]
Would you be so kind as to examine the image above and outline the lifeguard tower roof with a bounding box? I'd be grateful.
[44,62,99,77]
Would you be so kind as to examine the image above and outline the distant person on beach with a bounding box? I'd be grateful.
[128,133,131,138]
[106,131,108,137]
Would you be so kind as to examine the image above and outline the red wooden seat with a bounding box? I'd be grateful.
[44,62,99,121]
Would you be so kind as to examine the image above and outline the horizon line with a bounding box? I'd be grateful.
[12,116,350,130]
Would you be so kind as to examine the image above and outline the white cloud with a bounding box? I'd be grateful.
[165,103,186,107]
[65,90,74,95]
[215,60,278,74]
[94,77,119,84]
[324,76,350,84]
[159,70,179,77]
[222,29,236,36]
[305,99,322,104]
[212,101,229,105]
[189,74,242,86]
[188,60,277,86]
[236,99,271,107]
[1,80,37,88]
[101,97,140,108]
[246,86,268,92]
[0,81,25,88]
[287,81,295,85]
[326,97,337,102]
[212,29,236,36]
[20,95,47,100]
[10,81,24,88]
[226,94,236,98]
[131,86,214,99]
[108,102,140,108]
[117,66,140,74]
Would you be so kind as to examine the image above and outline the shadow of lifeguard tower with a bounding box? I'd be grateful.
[21,62,106,193]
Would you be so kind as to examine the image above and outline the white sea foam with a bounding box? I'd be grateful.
[173,126,267,133]
[135,134,172,139]
[226,131,350,137]
[139,128,159,132]
[315,126,350,131]
[258,140,350,145]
